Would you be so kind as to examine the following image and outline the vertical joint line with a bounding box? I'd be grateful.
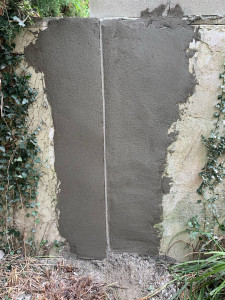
[100,20,110,251]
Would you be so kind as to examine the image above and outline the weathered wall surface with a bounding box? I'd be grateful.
[160,25,225,260]
[25,19,107,259]
[102,8,198,255]
[14,22,64,250]
[90,0,225,18]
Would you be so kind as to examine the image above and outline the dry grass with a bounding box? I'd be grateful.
[0,255,108,300]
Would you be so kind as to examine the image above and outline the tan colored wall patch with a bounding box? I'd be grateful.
[13,23,64,252]
[160,25,225,260]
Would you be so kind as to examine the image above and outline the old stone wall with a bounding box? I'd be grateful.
[13,21,64,252]
[16,4,225,260]
[161,25,225,260]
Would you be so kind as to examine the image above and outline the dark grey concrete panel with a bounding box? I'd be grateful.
[102,6,198,254]
[25,18,106,259]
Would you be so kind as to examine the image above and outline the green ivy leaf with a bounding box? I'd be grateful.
[34,157,41,163]
[29,202,36,208]
[22,98,29,105]
[21,172,28,179]
[0,146,5,153]
[31,211,38,217]
[14,157,22,162]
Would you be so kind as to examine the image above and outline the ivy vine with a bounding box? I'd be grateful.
[187,62,225,250]
[0,0,41,255]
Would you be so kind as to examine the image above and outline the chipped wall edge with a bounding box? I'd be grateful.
[13,22,65,252]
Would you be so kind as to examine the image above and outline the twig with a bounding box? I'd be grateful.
[0,79,4,118]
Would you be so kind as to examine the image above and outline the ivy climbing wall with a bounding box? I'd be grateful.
[13,21,63,251]
[18,8,225,259]
[161,25,225,260]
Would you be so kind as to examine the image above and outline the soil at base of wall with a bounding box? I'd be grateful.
[0,252,177,299]
[63,252,177,300]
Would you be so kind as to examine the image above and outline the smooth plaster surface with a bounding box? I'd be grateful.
[102,6,198,254]
[90,0,225,18]
[25,18,107,259]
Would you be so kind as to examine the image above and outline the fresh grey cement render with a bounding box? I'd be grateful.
[25,18,107,259]
[90,0,225,18]
[24,9,198,258]
[102,5,198,254]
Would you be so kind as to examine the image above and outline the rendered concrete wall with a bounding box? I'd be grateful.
[102,7,198,255]
[25,19,107,259]
[161,25,225,260]
[19,10,225,260]
[90,0,225,18]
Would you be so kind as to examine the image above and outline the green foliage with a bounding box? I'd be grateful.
[143,62,225,300]
[0,0,86,257]
[165,63,225,300]
[0,1,40,254]
[31,0,62,17]
[163,63,225,299]
[146,248,225,299]
[169,250,225,299]
[31,0,89,17]
[0,0,34,41]
[145,63,225,300]
[186,63,225,251]
[65,0,89,17]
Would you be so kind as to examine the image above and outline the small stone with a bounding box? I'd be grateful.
[0,250,5,260]
[17,294,31,300]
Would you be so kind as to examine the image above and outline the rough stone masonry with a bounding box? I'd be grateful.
[24,4,225,259]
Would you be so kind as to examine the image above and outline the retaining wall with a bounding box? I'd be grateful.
[18,5,225,259]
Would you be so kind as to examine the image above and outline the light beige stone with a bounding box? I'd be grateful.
[13,25,64,252]
[160,25,225,260]
[0,250,5,260]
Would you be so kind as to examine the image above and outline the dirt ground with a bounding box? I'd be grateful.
[64,252,177,300]
[0,252,177,300]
